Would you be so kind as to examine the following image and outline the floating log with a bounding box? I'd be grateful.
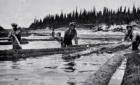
[121,51,140,85]
[0,37,122,41]
[34,33,51,36]
[62,44,130,61]
[0,41,29,45]
[82,44,131,85]
[21,32,52,37]
[22,38,55,41]
[0,43,109,61]
[0,38,55,41]
[0,37,10,40]
[78,37,122,41]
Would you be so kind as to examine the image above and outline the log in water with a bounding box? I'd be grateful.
[22,38,55,41]
[121,51,140,85]
[0,43,109,61]
[0,38,55,41]
[63,44,131,59]
[0,41,29,45]
[82,44,131,85]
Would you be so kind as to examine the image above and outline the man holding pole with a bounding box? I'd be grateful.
[118,23,140,51]
[8,23,22,49]
[62,22,78,47]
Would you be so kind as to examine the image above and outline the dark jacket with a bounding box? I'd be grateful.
[8,29,21,44]
[124,30,140,42]
[64,28,77,43]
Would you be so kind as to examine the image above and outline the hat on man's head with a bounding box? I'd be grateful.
[69,22,76,26]
[126,25,133,29]
[11,23,18,27]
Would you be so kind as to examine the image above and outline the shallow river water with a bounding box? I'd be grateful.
[0,53,126,85]
[0,31,126,85]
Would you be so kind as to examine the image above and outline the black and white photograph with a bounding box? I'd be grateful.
[0,0,140,85]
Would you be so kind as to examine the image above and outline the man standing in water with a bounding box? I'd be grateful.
[119,24,140,50]
[8,23,21,49]
[63,22,78,47]
[52,28,55,38]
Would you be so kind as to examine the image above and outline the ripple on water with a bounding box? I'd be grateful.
[11,65,21,69]
[44,66,58,69]
[67,82,76,85]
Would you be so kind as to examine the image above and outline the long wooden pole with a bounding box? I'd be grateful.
[13,34,22,48]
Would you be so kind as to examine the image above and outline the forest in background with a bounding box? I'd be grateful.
[1,5,140,30]
[29,5,140,29]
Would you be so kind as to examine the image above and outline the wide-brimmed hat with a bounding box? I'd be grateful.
[69,22,76,26]
[126,25,133,29]
[11,23,18,27]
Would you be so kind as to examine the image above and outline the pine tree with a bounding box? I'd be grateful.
[29,5,140,29]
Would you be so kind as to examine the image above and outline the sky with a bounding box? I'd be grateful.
[0,0,140,29]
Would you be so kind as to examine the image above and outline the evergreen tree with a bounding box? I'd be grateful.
[29,5,140,29]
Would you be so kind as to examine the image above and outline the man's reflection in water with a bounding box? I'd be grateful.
[67,82,76,85]
[64,62,76,72]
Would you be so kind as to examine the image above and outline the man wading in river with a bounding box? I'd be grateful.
[119,23,140,50]
[52,28,55,38]
[8,23,21,49]
[62,22,78,47]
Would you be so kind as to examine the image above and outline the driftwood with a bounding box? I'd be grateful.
[82,44,131,85]
[121,51,140,85]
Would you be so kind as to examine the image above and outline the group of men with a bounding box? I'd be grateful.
[52,22,78,47]
[9,22,140,51]
[9,22,78,49]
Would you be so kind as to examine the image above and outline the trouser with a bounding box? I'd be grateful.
[62,40,72,47]
[12,43,21,49]
[62,38,78,47]
[132,37,140,50]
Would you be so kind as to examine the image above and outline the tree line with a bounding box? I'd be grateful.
[0,26,4,31]
[29,5,140,29]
